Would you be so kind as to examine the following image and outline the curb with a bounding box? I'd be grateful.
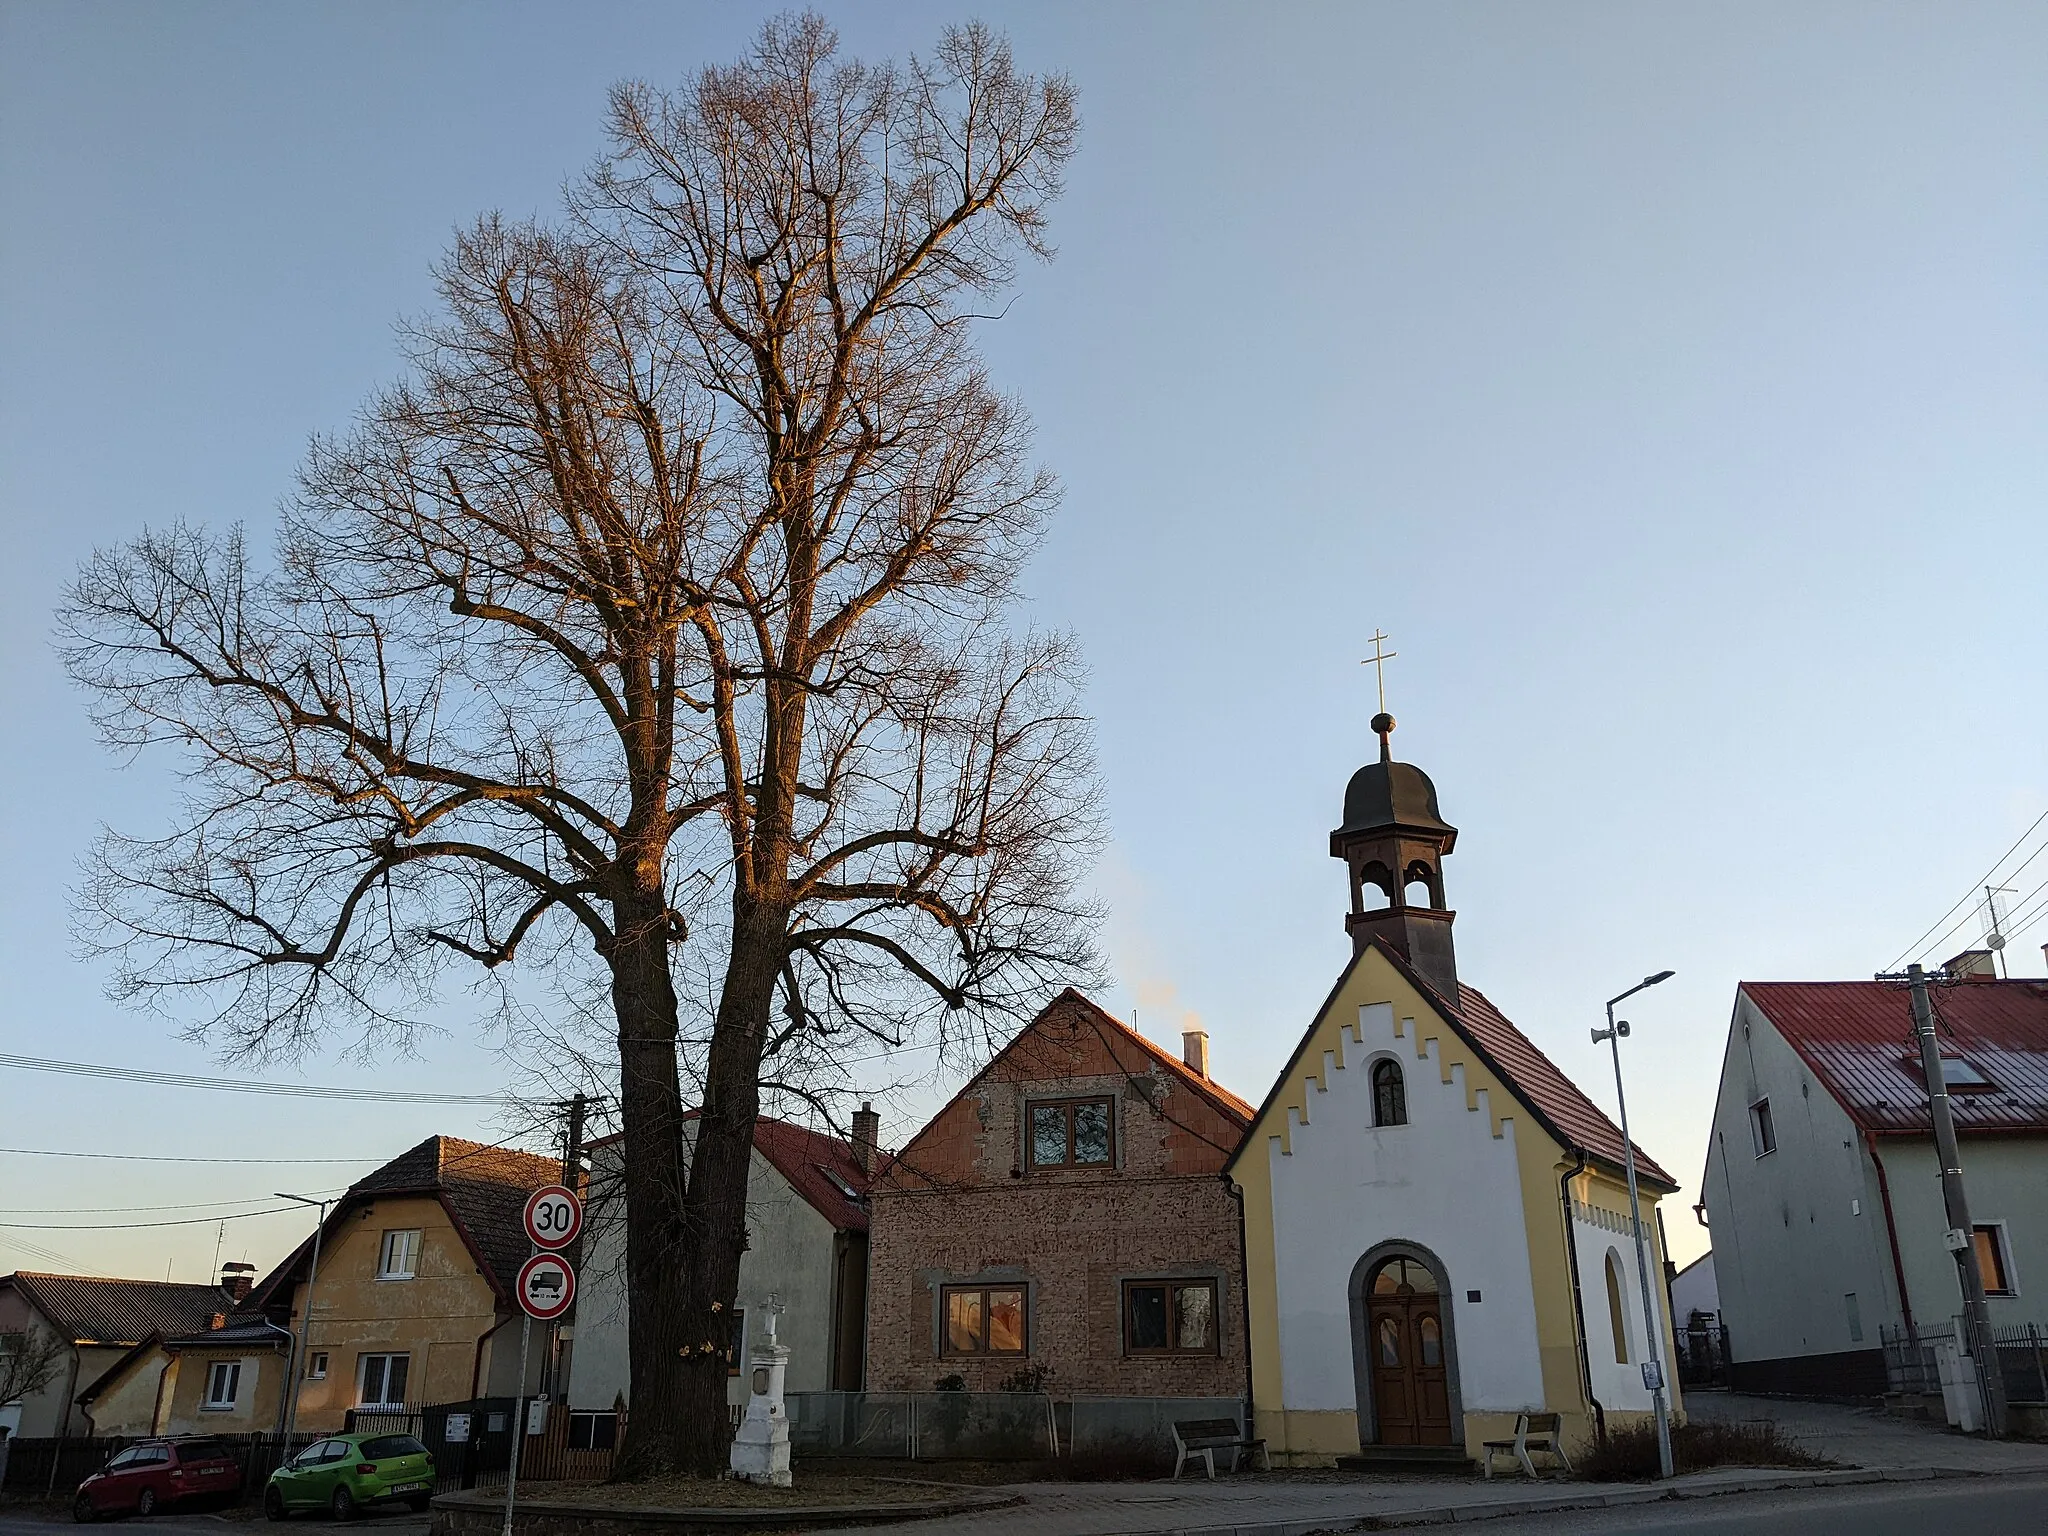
[1140,1462,2048,1536]
[430,1483,1022,1532]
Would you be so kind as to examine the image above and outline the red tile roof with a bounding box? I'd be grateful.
[1744,978,2048,1135]
[1455,981,1676,1188]
[2,1273,232,1346]
[585,1116,880,1231]
[1045,989,1259,1123]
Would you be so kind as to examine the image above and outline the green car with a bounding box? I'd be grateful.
[264,1433,436,1521]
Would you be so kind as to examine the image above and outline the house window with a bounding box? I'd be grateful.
[1973,1225,2015,1296]
[1371,1060,1407,1127]
[358,1353,411,1408]
[1028,1098,1113,1169]
[941,1285,1026,1355]
[202,1360,241,1410]
[306,1351,328,1380]
[377,1229,422,1279]
[567,1411,617,1450]
[1604,1252,1630,1365]
[1123,1280,1218,1355]
[1749,1098,1776,1158]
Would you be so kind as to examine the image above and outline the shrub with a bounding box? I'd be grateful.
[1576,1417,1831,1481]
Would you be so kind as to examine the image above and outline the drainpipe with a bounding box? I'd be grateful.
[1558,1153,1605,1446]
[1863,1130,1918,1353]
[472,1310,520,1400]
[1223,1172,1255,1440]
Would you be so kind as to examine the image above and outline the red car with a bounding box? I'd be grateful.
[73,1437,244,1520]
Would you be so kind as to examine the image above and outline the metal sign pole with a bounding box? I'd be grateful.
[501,1314,533,1536]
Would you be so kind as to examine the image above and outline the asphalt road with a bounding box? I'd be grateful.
[1436,1475,2048,1535]
[0,1513,428,1536]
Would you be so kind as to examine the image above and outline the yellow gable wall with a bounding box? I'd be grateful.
[287,1194,502,1431]
[1235,946,1680,1461]
[82,1347,176,1438]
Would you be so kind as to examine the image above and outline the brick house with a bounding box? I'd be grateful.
[865,989,1255,1397]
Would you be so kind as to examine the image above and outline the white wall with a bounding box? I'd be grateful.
[1702,994,1905,1364]
[569,1136,844,1412]
[1671,1253,1719,1322]
[1268,1001,1547,1416]
[1568,1204,1667,1410]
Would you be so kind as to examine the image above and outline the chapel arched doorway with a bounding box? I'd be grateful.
[1361,1255,1453,1445]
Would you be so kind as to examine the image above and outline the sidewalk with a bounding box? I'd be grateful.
[839,1393,2048,1536]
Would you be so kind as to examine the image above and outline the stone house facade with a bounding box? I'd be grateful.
[865,989,1254,1398]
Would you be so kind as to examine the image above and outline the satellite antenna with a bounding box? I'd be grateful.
[1985,885,2016,977]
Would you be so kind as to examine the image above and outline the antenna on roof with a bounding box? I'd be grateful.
[1985,885,2015,977]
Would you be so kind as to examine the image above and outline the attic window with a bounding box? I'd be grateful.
[818,1167,860,1201]
[1901,1055,1997,1092]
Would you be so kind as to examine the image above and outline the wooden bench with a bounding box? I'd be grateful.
[1171,1418,1269,1479]
[1481,1412,1573,1480]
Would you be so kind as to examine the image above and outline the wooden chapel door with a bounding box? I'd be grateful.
[1367,1259,1454,1446]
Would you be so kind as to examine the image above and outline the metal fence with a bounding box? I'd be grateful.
[784,1392,1245,1463]
[1675,1316,1731,1387]
[1880,1321,2048,1406]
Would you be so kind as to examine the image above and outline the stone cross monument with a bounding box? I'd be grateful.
[728,1293,791,1486]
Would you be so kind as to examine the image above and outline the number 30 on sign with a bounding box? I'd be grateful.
[523,1185,583,1249]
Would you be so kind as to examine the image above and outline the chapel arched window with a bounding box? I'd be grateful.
[1372,1059,1407,1127]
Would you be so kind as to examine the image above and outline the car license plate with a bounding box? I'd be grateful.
[391,1482,428,1495]
[200,1468,224,1476]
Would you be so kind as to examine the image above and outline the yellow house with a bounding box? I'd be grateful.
[1227,715,1683,1466]
[247,1136,560,1432]
[79,1316,290,1438]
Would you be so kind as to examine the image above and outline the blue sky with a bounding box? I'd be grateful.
[2,1,2044,1280]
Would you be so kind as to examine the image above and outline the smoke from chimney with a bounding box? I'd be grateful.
[852,1102,880,1176]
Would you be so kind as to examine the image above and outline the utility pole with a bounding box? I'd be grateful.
[1894,963,2007,1437]
[541,1094,588,1400]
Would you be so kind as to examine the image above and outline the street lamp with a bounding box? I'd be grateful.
[274,1193,333,1444]
[1592,969,1676,1480]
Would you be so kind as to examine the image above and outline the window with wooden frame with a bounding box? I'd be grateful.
[1973,1225,2016,1296]
[1027,1098,1113,1169]
[941,1285,1026,1355]
[1122,1279,1218,1356]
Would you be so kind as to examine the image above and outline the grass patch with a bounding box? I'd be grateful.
[1576,1417,1832,1482]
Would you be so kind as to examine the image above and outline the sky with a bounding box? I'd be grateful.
[2,1,2044,1284]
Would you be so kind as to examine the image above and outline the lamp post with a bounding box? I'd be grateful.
[274,1193,332,1444]
[1591,969,1676,1480]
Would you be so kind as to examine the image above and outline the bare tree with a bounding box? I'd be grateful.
[0,1328,66,1414]
[61,15,1090,1477]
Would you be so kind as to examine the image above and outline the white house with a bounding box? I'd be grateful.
[1700,953,2048,1398]
[568,1111,877,1443]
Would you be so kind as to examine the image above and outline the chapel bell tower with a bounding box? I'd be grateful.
[1331,711,1459,1001]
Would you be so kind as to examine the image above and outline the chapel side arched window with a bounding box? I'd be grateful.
[1372,1059,1407,1127]
[1604,1251,1631,1365]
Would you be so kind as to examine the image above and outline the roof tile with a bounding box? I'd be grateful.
[5,1274,230,1346]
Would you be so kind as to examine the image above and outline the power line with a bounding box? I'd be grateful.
[0,1206,308,1232]
[0,1147,376,1165]
[0,1187,350,1216]
[1888,809,2048,969]
[0,1053,518,1105]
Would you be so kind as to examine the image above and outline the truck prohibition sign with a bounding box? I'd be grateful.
[523,1184,583,1249]
[516,1253,576,1321]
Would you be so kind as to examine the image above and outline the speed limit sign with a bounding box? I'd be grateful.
[523,1185,583,1249]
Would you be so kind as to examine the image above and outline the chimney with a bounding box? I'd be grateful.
[220,1261,257,1305]
[851,1102,880,1176]
[1944,948,1998,981]
[1182,1030,1210,1080]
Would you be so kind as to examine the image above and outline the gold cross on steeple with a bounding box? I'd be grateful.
[1361,630,1397,715]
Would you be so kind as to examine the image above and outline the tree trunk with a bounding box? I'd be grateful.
[608,890,694,1481]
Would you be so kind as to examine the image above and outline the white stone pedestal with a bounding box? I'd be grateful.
[728,1341,791,1486]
